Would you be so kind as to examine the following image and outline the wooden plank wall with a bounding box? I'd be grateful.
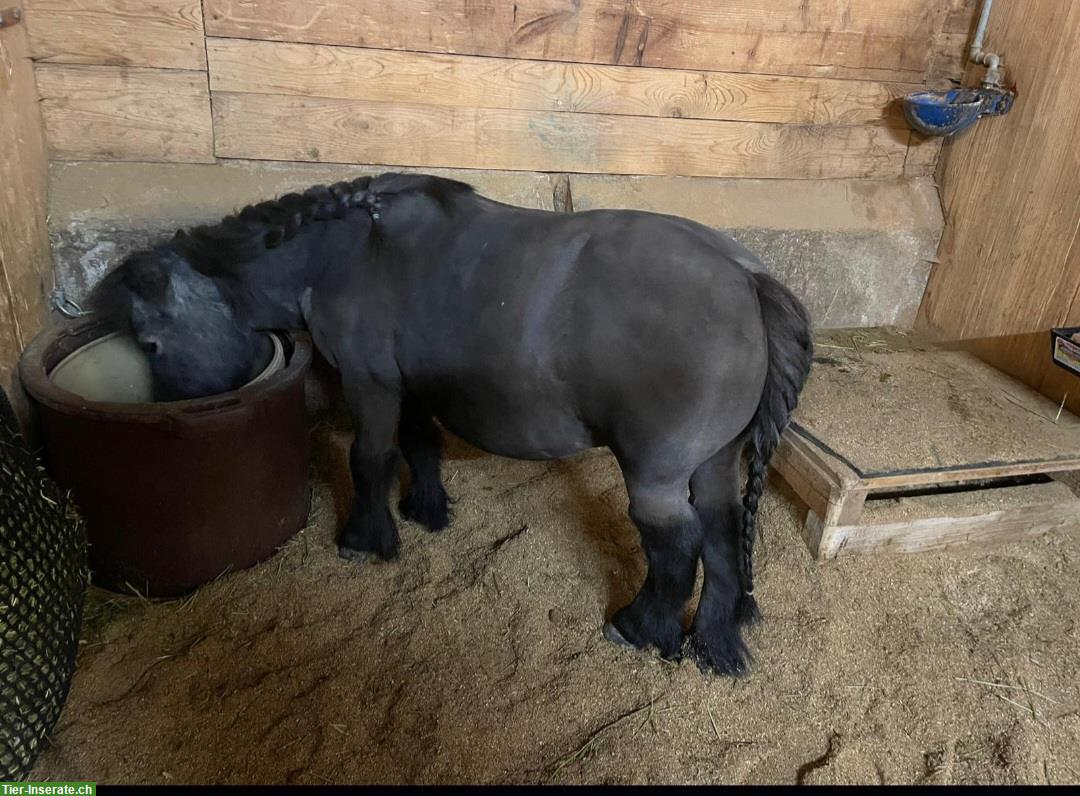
[0,8,51,398]
[918,0,1080,413]
[22,0,975,179]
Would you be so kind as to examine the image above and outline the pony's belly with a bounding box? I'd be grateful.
[432,399,595,461]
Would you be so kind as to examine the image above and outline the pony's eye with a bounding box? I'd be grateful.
[139,340,160,356]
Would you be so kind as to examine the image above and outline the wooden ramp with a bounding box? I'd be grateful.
[773,335,1080,559]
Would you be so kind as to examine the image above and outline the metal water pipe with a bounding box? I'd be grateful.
[969,0,1004,88]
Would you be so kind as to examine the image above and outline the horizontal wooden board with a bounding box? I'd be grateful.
[821,493,1080,559]
[24,0,206,70]
[203,0,946,83]
[211,91,911,179]
[208,37,909,127]
[35,65,214,162]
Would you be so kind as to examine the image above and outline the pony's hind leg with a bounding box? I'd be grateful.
[687,442,751,675]
[603,467,702,660]
[397,397,450,532]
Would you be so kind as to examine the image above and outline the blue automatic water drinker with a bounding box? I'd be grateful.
[902,87,1014,137]
[901,0,1015,137]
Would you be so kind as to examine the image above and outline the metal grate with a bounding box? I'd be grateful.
[0,385,88,780]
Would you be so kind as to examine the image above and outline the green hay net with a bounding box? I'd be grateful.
[0,386,87,779]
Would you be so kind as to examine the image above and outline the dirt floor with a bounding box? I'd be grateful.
[29,333,1080,785]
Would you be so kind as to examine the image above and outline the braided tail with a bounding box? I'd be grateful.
[736,271,813,625]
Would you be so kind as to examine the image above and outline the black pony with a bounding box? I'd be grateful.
[90,173,813,675]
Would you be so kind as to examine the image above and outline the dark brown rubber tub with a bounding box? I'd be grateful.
[19,317,313,598]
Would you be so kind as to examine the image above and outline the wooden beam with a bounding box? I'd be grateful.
[773,430,867,556]
[207,37,910,127]
[23,0,206,69]
[0,10,51,395]
[859,457,1080,491]
[211,91,911,179]
[35,64,215,162]
[820,497,1080,558]
[203,0,946,83]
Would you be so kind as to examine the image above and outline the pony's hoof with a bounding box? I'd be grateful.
[687,629,751,677]
[602,621,634,649]
[337,545,371,564]
[398,488,450,532]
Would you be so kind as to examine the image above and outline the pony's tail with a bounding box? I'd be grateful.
[736,271,813,625]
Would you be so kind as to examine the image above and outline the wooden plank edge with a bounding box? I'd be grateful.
[861,457,1080,491]
[819,498,1080,559]
[783,426,863,488]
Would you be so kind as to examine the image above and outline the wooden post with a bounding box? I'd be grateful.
[0,5,52,411]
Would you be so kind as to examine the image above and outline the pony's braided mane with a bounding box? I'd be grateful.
[170,176,374,272]
[170,173,476,273]
[88,173,477,319]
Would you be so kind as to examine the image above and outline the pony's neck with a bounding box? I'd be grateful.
[215,247,320,332]
[173,203,373,333]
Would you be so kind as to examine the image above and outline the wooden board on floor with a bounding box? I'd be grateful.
[35,64,215,162]
[207,37,910,127]
[771,345,1080,560]
[795,348,1080,474]
[23,0,206,69]
[203,0,947,83]
[0,10,51,394]
[829,481,1080,557]
[212,91,911,178]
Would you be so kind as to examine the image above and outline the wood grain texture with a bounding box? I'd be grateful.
[961,330,1080,419]
[904,132,944,177]
[203,0,948,83]
[919,0,1080,340]
[207,37,909,127]
[926,0,977,87]
[859,458,1080,491]
[776,421,1080,560]
[0,16,52,394]
[35,64,214,162]
[819,496,1080,559]
[23,0,206,69]
[211,91,910,178]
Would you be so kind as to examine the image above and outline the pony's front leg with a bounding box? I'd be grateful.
[338,384,402,563]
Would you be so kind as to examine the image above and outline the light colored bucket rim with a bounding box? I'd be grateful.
[50,330,286,397]
[19,321,313,421]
